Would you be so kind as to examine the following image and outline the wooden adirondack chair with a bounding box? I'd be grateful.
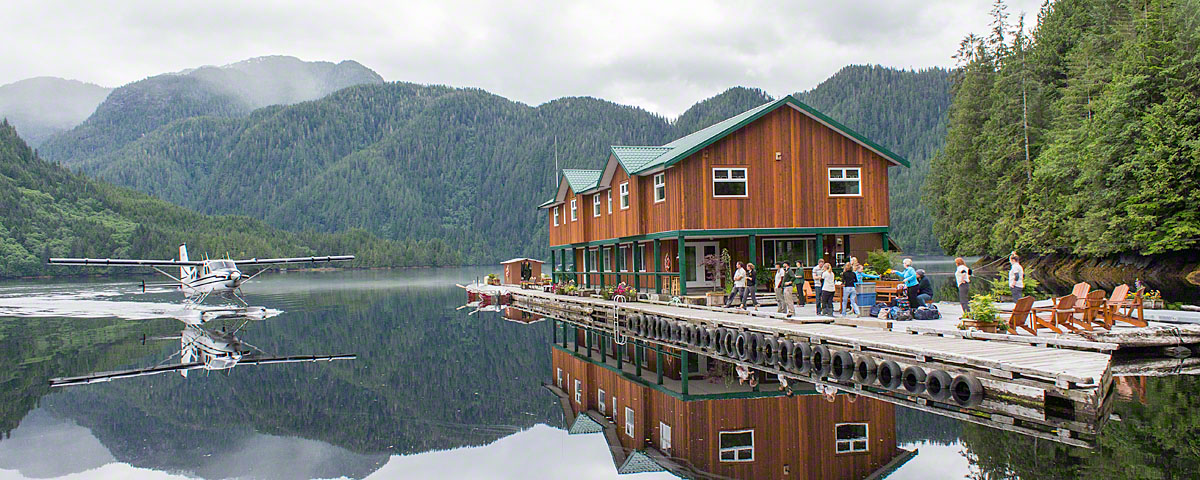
[1075,290,1108,331]
[1055,282,1091,310]
[803,281,818,305]
[1109,286,1147,327]
[1030,294,1074,334]
[1003,296,1039,335]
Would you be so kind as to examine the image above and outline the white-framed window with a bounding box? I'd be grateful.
[553,208,559,226]
[607,190,612,214]
[712,167,748,198]
[570,199,578,221]
[828,167,862,196]
[593,194,601,217]
[653,173,666,203]
[660,422,672,452]
[598,389,607,414]
[635,244,646,272]
[619,182,630,209]
[574,379,582,403]
[619,245,630,272]
[719,430,754,462]
[835,423,869,453]
[625,407,635,437]
[557,368,563,388]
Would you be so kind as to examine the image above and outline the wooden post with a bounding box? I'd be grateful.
[635,341,643,376]
[748,234,757,267]
[653,239,662,294]
[586,329,592,358]
[816,234,824,263]
[552,318,557,344]
[550,249,556,282]
[656,347,664,385]
[616,337,623,369]
[612,244,619,286]
[881,231,890,252]
[570,247,578,283]
[677,233,687,296]
[573,325,579,353]
[681,350,689,395]
[632,241,640,291]
[600,332,606,363]
[599,247,606,289]
[563,322,569,348]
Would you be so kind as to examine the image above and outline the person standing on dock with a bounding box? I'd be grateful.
[745,263,759,310]
[820,263,836,316]
[841,263,859,316]
[1008,253,1025,300]
[780,262,796,317]
[901,258,919,311]
[955,257,971,314]
[774,263,786,313]
[725,261,747,308]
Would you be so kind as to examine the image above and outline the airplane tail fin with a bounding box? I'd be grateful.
[179,244,195,280]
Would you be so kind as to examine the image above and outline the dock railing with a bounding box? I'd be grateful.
[552,270,681,294]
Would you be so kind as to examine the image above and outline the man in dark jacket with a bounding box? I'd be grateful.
[915,270,933,307]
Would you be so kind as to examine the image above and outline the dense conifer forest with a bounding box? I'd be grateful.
[0,120,463,277]
[924,0,1200,257]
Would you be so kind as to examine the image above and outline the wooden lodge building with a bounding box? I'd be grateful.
[549,343,914,479]
[539,95,909,295]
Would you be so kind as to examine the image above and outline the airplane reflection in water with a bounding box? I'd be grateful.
[547,333,916,480]
[49,306,356,387]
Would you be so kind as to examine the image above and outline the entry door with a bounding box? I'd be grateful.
[684,241,719,288]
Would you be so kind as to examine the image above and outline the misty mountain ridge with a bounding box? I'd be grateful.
[38,55,384,165]
[0,77,112,147]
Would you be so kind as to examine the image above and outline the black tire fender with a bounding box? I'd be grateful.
[951,374,985,407]
[926,370,954,402]
[736,331,752,361]
[811,344,831,365]
[764,336,780,367]
[854,355,878,384]
[830,350,855,382]
[779,339,795,371]
[877,360,903,390]
[902,366,927,394]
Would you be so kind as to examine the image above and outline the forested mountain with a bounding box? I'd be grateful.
[0,120,463,277]
[38,56,382,166]
[796,65,952,253]
[0,77,111,147]
[924,0,1200,257]
[47,66,951,262]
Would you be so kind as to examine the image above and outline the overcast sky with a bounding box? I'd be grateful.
[2,0,1043,117]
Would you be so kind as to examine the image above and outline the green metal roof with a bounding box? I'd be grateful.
[561,169,602,194]
[627,95,910,174]
[610,146,672,173]
[537,198,556,208]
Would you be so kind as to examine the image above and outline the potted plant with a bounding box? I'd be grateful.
[486,273,500,286]
[613,282,637,302]
[961,293,1001,333]
[1145,290,1164,309]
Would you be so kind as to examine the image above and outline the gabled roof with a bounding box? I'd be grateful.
[627,95,910,173]
[567,413,604,435]
[610,146,672,173]
[562,169,602,193]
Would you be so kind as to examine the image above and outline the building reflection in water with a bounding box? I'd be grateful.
[546,324,915,479]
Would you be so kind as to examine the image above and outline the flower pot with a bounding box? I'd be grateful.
[960,319,999,333]
[1145,299,1164,309]
[705,292,726,307]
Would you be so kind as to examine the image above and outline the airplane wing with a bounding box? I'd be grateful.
[48,258,205,267]
[234,255,355,265]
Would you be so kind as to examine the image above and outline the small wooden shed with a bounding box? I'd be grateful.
[501,258,543,285]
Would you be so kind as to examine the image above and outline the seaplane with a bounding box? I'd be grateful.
[49,316,356,387]
[49,244,354,304]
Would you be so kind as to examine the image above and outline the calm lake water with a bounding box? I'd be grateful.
[0,267,1196,479]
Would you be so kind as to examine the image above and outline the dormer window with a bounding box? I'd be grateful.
[653,174,666,203]
[553,208,559,226]
[570,199,577,221]
[619,182,630,209]
[593,194,601,217]
[607,190,612,214]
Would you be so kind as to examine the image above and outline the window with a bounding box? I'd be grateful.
[653,173,666,203]
[836,423,869,453]
[574,379,582,403]
[570,199,577,221]
[607,190,612,214]
[762,238,818,267]
[619,182,630,209]
[553,208,559,226]
[712,167,748,197]
[660,422,672,452]
[619,245,630,272]
[828,167,862,196]
[593,194,601,217]
[719,430,754,462]
[635,244,646,272]
[557,368,563,388]
[598,389,606,414]
[625,407,635,437]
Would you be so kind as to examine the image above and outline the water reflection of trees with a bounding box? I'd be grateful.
[961,376,1200,479]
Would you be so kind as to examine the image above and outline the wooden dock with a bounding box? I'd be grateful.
[500,285,1115,448]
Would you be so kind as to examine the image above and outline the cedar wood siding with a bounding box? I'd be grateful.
[552,348,900,479]
[678,105,890,230]
[547,103,893,247]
